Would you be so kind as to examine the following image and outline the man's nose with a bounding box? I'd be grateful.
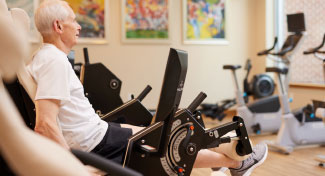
[77,23,81,30]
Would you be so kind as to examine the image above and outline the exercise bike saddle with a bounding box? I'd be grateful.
[223,65,241,70]
[266,67,289,75]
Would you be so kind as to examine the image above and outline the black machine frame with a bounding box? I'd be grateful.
[122,48,252,176]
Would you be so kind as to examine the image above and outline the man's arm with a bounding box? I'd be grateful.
[34,99,70,149]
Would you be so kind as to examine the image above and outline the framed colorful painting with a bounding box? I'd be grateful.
[121,0,170,44]
[66,0,108,44]
[183,0,228,45]
[6,0,40,43]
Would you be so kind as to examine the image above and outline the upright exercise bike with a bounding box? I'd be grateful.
[260,13,325,154]
[303,33,325,166]
[200,58,276,121]
[223,62,282,135]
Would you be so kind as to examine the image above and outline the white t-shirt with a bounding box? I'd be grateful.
[27,43,108,152]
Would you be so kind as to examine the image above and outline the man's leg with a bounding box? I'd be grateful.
[121,124,241,169]
[194,149,241,168]
[196,143,268,176]
[120,124,268,175]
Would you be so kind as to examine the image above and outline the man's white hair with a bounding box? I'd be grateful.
[34,0,70,36]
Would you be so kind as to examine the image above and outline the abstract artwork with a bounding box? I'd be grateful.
[122,0,170,43]
[66,0,108,44]
[183,0,227,45]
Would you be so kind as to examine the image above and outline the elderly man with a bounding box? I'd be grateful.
[29,0,267,175]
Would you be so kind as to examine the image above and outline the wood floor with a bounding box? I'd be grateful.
[190,117,325,176]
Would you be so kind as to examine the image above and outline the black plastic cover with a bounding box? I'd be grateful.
[83,63,123,115]
[247,95,281,113]
[266,67,289,74]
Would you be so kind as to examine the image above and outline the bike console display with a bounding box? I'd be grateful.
[287,13,305,33]
[123,48,252,176]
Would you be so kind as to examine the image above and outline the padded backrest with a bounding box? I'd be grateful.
[8,8,37,100]
[0,1,28,82]
[0,0,11,19]
[10,8,30,36]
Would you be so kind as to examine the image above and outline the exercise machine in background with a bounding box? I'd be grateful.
[200,58,276,122]
[222,64,281,135]
[260,13,325,154]
[243,59,276,102]
[313,100,325,168]
[72,48,153,126]
[303,33,325,82]
[303,35,325,167]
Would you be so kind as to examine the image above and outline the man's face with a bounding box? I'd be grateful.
[60,6,81,48]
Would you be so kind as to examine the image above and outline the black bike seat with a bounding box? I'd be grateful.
[223,65,241,70]
[265,67,288,74]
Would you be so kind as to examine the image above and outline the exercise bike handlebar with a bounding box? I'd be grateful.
[257,37,278,56]
[259,35,299,57]
[303,34,325,55]
[187,92,207,113]
[71,149,143,176]
[136,85,152,102]
[269,44,294,56]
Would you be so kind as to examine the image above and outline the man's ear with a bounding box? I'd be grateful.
[53,20,63,33]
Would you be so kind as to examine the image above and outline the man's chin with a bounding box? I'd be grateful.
[74,37,79,43]
[69,40,77,47]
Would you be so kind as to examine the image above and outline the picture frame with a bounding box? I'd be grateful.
[121,0,171,44]
[66,0,109,44]
[6,0,40,43]
[182,0,228,45]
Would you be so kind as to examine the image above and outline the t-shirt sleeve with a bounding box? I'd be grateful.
[34,57,71,102]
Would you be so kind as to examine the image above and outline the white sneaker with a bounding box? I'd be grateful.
[229,143,268,176]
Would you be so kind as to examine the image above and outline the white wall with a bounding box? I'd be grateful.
[31,0,266,109]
